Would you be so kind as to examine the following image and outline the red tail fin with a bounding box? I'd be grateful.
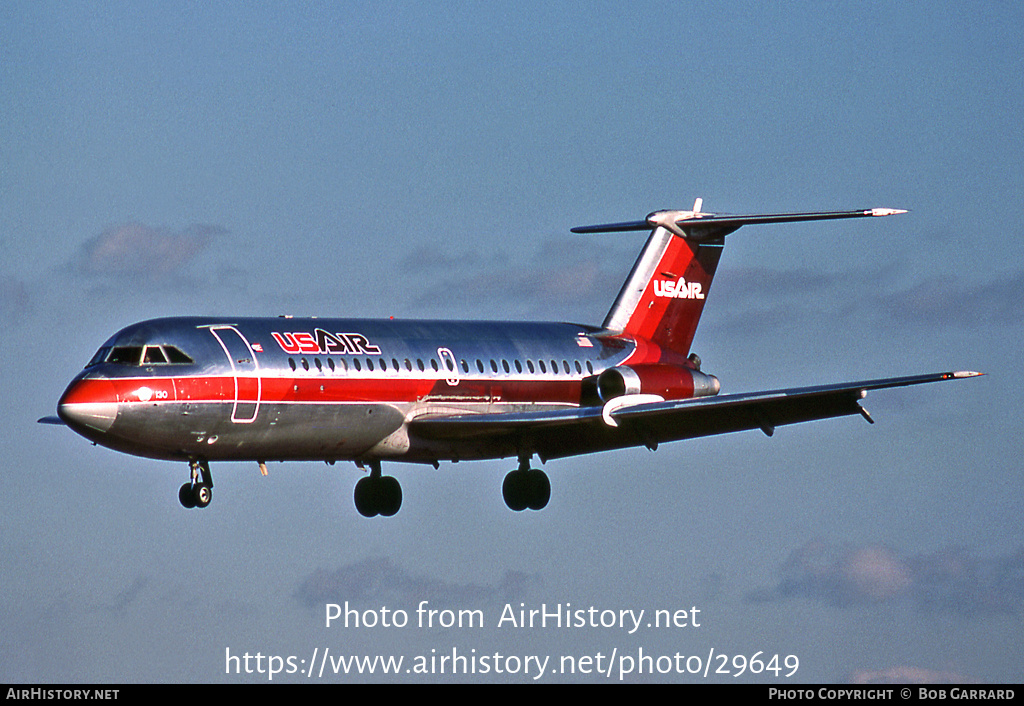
[602,227,723,355]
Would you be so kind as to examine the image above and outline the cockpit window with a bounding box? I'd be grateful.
[163,346,194,364]
[107,346,144,365]
[143,346,167,364]
[86,347,111,367]
[89,344,194,366]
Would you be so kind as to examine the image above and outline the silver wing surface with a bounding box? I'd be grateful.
[408,371,981,461]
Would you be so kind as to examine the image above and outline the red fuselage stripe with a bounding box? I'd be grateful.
[65,374,586,406]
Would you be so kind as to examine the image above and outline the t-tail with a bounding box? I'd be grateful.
[573,200,907,355]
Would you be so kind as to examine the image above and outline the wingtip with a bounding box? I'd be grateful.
[951,370,983,378]
[869,207,909,217]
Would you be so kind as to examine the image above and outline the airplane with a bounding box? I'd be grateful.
[42,200,981,517]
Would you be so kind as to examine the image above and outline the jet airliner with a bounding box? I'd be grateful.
[44,201,980,517]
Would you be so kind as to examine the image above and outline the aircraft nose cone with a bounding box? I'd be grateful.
[58,376,119,432]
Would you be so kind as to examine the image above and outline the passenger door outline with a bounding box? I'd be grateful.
[208,326,261,423]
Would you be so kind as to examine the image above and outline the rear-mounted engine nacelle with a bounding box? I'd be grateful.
[596,364,720,402]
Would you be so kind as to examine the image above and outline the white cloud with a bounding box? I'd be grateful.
[74,223,226,278]
[295,557,540,608]
[748,541,1024,616]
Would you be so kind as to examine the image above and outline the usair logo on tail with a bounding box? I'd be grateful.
[653,278,704,300]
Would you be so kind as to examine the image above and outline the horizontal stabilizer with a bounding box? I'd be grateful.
[572,207,907,241]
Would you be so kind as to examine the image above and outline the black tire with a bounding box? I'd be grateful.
[354,476,378,517]
[502,470,528,511]
[525,469,551,511]
[179,483,197,509]
[379,476,402,517]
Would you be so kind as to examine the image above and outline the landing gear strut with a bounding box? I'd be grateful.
[502,457,550,511]
[179,459,213,509]
[353,460,402,517]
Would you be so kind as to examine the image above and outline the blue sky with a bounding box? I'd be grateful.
[2,1,1022,683]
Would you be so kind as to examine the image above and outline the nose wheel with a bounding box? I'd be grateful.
[502,458,550,511]
[179,460,213,509]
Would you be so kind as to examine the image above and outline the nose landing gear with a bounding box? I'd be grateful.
[179,459,213,509]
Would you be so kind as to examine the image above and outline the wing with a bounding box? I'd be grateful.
[408,371,981,461]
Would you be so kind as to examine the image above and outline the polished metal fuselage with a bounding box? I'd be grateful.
[60,316,645,464]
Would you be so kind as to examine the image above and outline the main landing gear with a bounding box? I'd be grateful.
[174,458,550,515]
[353,460,403,518]
[179,459,213,509]
[502,458,550,512]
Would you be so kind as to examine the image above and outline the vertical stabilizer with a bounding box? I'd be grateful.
[571,203,907,356]
[602,224,723,355]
